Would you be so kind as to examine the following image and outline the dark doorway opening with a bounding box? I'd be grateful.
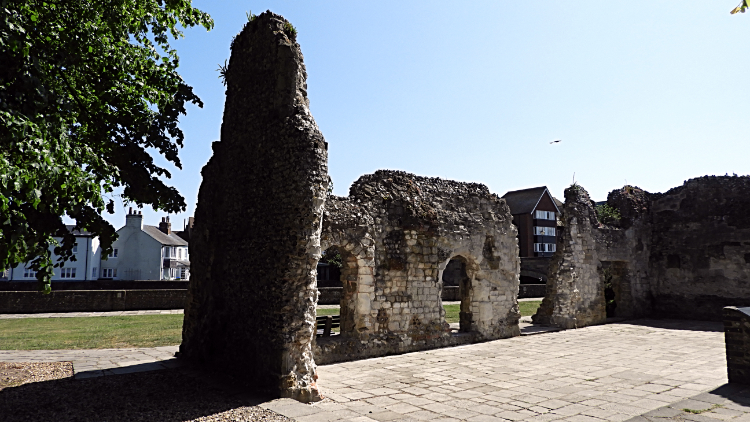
[443,256,473,333]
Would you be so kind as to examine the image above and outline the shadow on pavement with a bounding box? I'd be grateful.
[704,383,750,405]
[614,318,723,333]
[0,367,279,422]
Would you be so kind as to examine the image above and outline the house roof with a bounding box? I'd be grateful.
[64,225,96,237]
[501,186,561,215]
[142,225,189,246]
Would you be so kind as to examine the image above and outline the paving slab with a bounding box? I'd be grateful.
[293,320,734,422]
[0,345,179,379]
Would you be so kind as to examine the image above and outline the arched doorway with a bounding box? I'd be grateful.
[442,256,473,333]
[317,246,358,335]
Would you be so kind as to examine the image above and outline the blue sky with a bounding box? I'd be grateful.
[104,1,750,229]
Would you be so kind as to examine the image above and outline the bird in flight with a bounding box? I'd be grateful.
[550,140,561,144]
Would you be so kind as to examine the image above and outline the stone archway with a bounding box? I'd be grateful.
[320,233,376,336]
[318,245,361,335]
[441,255,477,333]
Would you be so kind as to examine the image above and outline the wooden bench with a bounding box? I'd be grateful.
[316,315,341,337]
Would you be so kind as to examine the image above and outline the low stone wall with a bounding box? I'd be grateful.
[0,280,189,291]
[0,290,187,314]
[315,332,479,365]
[520,257,551,283]
[519,284,545,298]
[442,286,459,301]
[724,306,750,383]
[318,287,342,305]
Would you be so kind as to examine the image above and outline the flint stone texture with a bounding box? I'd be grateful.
[315,170,521,364]
[650,176,750,320]
[535,175,750,327]
[724,306,750,384]
[180,12,326,403]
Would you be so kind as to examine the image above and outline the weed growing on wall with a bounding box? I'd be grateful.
[595,204,621,225]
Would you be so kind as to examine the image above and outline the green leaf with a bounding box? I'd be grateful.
[0,0,212,288]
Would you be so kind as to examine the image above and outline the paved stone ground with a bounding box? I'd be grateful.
[4,311,746,422]
[261,319,740,422]
[0,346,181,379]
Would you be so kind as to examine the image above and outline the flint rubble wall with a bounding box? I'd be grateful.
[315,170,521,364]
[180,12,327,402]
[535,175,750,325]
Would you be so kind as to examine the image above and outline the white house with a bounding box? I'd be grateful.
[103,209,190,280]
[1,226,102,281]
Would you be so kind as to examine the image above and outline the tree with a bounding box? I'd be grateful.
[0,0,212,292]
[731,1,749,13]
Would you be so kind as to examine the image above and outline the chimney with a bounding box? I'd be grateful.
[159,216,172,235]
[125,207,143,230]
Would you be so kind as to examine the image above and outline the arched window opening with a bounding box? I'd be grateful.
[317,247,343,288]
[316,246,358,337]
[442,256,473,333]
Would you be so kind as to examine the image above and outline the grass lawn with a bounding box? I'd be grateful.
[0,314,183,350]
[1,301,544,350]
[442,300,542,323]
[519,300,542,317]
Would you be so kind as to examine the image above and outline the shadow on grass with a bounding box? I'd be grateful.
[0,367,280,422]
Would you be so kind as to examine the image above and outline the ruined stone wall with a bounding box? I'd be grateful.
[180,12,327,402]
[533,184,654,327]
[650,176,750,320]
[315,170,521,363]
[535,176,750,326]
[532,186,607,328]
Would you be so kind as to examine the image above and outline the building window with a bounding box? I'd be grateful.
[107,249,118,258]
[102,268,116,278]
[23,268,36,278]
[534,243,557,253]
[533,226,556,236]
[92,267,97,278]
[60,268,77,279]
[180,268,188,279]
[534,210,556,220]
[72,242,78,253]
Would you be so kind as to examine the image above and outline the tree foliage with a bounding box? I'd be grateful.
[0,0,212,292]
[732,1,749,14]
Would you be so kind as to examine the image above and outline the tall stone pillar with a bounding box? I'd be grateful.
[180,12,327,402]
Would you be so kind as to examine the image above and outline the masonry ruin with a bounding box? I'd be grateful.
[180,12,522,402]
[180,13,328,402]
[315,170,521,364]
[178,7,750,404]
[534,175,750,327]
